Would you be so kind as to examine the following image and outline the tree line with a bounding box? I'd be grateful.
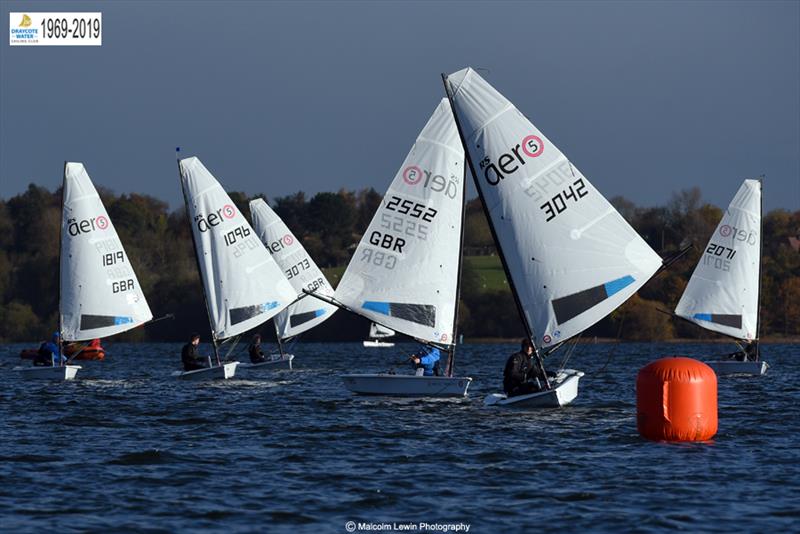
[0,183,798,343]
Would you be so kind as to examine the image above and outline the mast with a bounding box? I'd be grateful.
[441,72,550,389]
[754,176,763,360]
[58,162,66,367]
[274,320,285,357]
[176,150,221,365]
[446,157,468,377]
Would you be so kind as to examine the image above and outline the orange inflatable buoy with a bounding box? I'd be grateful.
[636,357,717,442]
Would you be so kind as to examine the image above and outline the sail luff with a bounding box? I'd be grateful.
[58,162,66,364]
[755,177,763,358]
[446,156,469,377]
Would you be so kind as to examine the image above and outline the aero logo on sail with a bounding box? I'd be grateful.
[68,215,109,236]
[195,204,237,232]
[401,165,460,199]
[480,134,544,186]
[266,234,294,254]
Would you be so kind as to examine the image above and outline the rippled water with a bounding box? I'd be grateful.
[1,341,798,532]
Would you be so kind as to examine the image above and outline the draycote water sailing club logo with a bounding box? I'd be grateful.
[479,134,544,186]
[9,13,39,44]
[195,204,236,232]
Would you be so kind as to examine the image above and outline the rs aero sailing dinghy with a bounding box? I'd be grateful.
[174,155,296,380]
[14,162,153,380]
[316,98,472,397]
[363,322,396,348]
[246,198,338,369]
[675,179,767,376]
[442,68,663,407]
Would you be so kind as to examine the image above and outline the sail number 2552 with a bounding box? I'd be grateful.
[539,178,588,222]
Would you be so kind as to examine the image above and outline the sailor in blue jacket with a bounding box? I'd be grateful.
[411,345,441,376]
[34,332,65,366]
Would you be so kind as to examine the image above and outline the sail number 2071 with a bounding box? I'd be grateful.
[539,178,588,222]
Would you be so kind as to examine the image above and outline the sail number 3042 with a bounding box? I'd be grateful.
[540,178,588,222]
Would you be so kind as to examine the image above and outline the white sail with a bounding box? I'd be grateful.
[249,198,338,340]
[60,162,153,341]
[369,322,395,339]
[179,157,295,340]
[445,68,662,348]
[675,179,761,340]
[334,98,465,345]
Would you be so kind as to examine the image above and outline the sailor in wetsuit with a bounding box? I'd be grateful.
[729,342,758,362]
[248,334,267,364]
[181,333,208,371]
[503,338,544,397]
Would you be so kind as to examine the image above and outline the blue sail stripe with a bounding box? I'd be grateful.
[604,275,636,297]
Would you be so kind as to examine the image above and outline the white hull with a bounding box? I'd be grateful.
[341,373,472,397]
[14,365,82,380]
[362,340,395,348]
[172,362,239,381]
[484,369,584,408]
[707,360,768,376]
[238,354,294,370]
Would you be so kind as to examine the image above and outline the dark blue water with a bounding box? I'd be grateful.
[1,342,798,533]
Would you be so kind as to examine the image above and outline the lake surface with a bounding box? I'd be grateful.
[1,342,798,533]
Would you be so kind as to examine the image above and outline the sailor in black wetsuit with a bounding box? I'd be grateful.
[248,334,267,364]
[503,338,544,397]
[729,342,758,362]
[181,333,208,371]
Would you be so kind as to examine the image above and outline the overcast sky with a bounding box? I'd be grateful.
[1,0,798,212]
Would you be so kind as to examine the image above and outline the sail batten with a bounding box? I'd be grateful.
[179,157,295,340]
[249,198,338,340]
[60,162,153,342]
[675,179,761,341]
[334,98,465,345]
[445,68,662,348]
